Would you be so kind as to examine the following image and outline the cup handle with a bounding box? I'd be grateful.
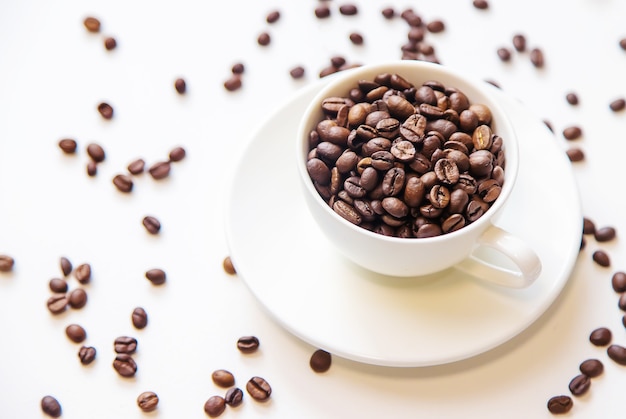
[454,225,542,288]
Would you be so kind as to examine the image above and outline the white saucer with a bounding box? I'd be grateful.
[225,80,582,367]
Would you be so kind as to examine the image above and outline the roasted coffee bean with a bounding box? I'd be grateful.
[315,5,330,18]
[212,369,235,387]
[225,387,244,407]
[58,138,77,154]
[114,336,138,354]
[442,214,465,233]
[310,349,332,373]
[594,226,616,242]
[68,288,87,309]
[582,217,595,235]
[563,126,582,140]
[142,216,161,234]
[47,294,68,314]
[49,278,68,293]
[41,395,62,417]
[496,47,511,62]
[169,146,186,162]
[415,222,442,238]
[566,92,579,105]
[382,167,405,196]
[266,9,280,23]
[60,256,72,276]
[224,75,242,91]
[610,98,626,112]
[512,34,526,52]
[237,335,260,353]
[204,395,226,417]
[381,7,395,18]
[104,36,117,50]
[132,307,148,329]
[127,158,145,174]
[307,158,331,185]
[66,324,87,343]
[223,256,236,275]
[382,197,409,218]
[589,327,612,346]
[0,255,15,272]
[349,32,364,45]
[83,16,101,33]
[568,374,590,396]
[97,102,114,119]
[566,147,585,162]
[246,376,272,401]
[619,293,626,311]
[612,272,626,293]
[579,359,603,377]
[74,263,91,284]
[174,78,186,94]
[434,158,460,185]
[426,19,445,33]
[547,395,572,414]
[137,391,159,412]
[257,32,270,46]
[607,344,626,365]
[230,63,244,74]
[86,161,97,176]
[333,200,362,225]
[289,66,305,79]
[148,161,171,180]
[113,353,137,377]
[145,268,166,285]
[339,4,358,15]
[592,250,610,267]
[473,0,489,9]
[86,143,105,162]
[113,174,134,192]
[78,345,97,365]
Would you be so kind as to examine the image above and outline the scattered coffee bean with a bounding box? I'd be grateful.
[310,349,332,373]
[204,395,226,417]
[563,126,582,140]
[246,376,272,401]
[113,174,134,192]
[620,38,626,51]
[113,353,137,377]
[137,391,159,412]
[231,63,245,74]
[83,16,101,33]
[473,0,489,9]
[212,369,235,387]
[174,77,187,94]
[619,293,626,311]
[612,272,626,293]
[87,142,106,164]
[225,387,244,407]
[224,75,242,91]
[169,146,186,162]
[47,294,68,314]
[60,256,72,276]
[530,48,545,68]
[114,336,138,354]
[132,307,148,329]
[594,226,616,242]
[566,92,579,105]
[127,158,145,175]
[0,255,15,272]
[78,345,97,365]
[607,344,626,365]
[349,32,364,45]
[49,278,68,293]
[104,36,117,50]
[222,256,236,275]
[315,5,331,18]
[381,7,395,19]
[426,19,445,33]
[148,161,171,180]
[58,138,77,154]
[511,35,527,53]
[579,359,603,377]
[145,268,166,285]
[87,160,97,176]
[257,32,271,46]
[566,147,584,162]
[583,217,595,235]
[41,395,62,417]
[589,327,612,346]
[547,395,573,414]
[266,10,280,23]
[66,324,87,343]
[496,47,511,62]
[74,263,91,284]
[237,335,260,353]
[592,250,610,267]
[97,102,114,119]
[68,288,87,309]
[339,4,358,16]
[609,97,625,112]
[568,374,590,396]
[290,66,305,79]
[142,216,161,234]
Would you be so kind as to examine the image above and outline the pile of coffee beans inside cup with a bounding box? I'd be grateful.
[306,73,505,238]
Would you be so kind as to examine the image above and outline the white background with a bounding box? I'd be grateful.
[1,0,626,417]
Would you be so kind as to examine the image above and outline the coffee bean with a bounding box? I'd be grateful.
[566,147,585,162]
[0,255,15,272]
[132,307,148,329]
[104,36,117,50]
[594,226,616,242]
[619,293,626,311]
[530,48,545,68]
[78,346,97,365]
[58,138,77,154]
[246,376,272,401]
[87,161,97,176]
[349,32,364,45]
[174,78,186,94]
[113,353,137,377]
[290,66,305,79]
[137,391,159,412]
[148,161,171,180]
[145,268,166,285]
[620,38,626,51]
[547,395,572,414]
[224,75,242,91]
[426,20,445,33]
[266,10,280,23]
[612,272,626,292]
[592,250,610,267]
[97,102,114,119]
[339,4,358,15]
[610,98,626,112]
[568,374,590,396]
[83,16,101,33]
[142,216,161,234]
[473,0,489,9]
[579,359,603,377]
[257,32,271,46]
[41,395,62,417]
[68,288,87,309]
[212,369,235,387]
[47,294,68,314]
[565,92,579,105]
[74,263,91,284]
[204,395,226,417]
[381,7,395,19]
[315,5,331,18]
[231,62,245,74]
[496,47,511,62]
[237,335,260,353]
[114,336,138,354]
[222,256,236,275]
[60,256,72,276]
[225,387,244,407]
[512,34,526,52]
[607,344,626,365]
[310,349,332,373]
[169,146,186,162]
[66,324,87,343]
[563,126,582,140]
[124,159,143,176]
[589,327,612,346]
[49,278,68,293]
[113,174,134,192]
[583,217,595,235]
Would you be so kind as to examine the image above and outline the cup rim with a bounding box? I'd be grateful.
[297,60,519,244]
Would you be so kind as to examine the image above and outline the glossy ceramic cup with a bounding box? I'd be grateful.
[296,61,541,288]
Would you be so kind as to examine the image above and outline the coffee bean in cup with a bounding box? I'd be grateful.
[305,73,505,239]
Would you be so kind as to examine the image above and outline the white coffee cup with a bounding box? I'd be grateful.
[296,61,541,288]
